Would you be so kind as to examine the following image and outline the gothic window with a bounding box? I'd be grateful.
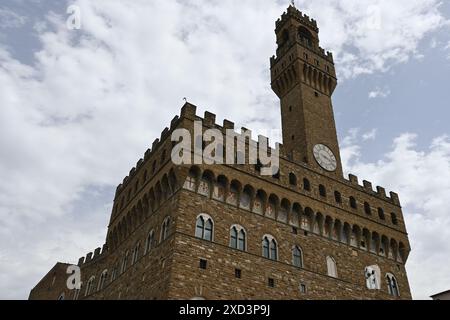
[262,235,277,260]
[326,256,338,278]
[230,225,246,251]
[195,214,214,241]
[292,246,304,268]
[161,217,170,242]
[391,213,398,225]
[365,265,381,290]
[386,273,400,297]
[349,197,357,209]
[289,173,297,186]
[319,185,327,197]
[145,230,154,254]
[364,202,371,215]
[334,191,342,204]
[132,242,140,264]
[85,276,96,296]
[378,208,386,220]
[98,270,108,291]
[121,251,129,274]
[111,266,118,282]
[298,26,313,47]
[303,178,311,191]
[73,288,81,300]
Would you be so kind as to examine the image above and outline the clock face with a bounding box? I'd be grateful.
[313,144,337,172]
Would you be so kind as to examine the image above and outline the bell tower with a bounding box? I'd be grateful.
[270,5,342,177]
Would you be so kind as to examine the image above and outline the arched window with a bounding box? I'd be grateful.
[391,213,398,225]
[349,196,357,209]
[145,230,154,254]
[386,273,400,297]
[132,243,140,264]
[262,235,277,260]
[195,214,214,241]
[334,191,342,204]
[73,287,81,300]
[319,185,327,197]
[326,256,337,278]
[303,178,311,191]
[378,208,386,220]
[292,246,303,268]
[364,202,371,215]
[298,26,313,47]
[98,270,108,291]
[289,173,297,186]
[121,251,129,274]
[365,265,381,290]
[161,217,170,242]
[230,225,246,251]
[85,276,96,296]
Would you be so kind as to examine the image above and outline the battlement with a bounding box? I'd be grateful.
[115,102,401,209]
[115,102,282,197]
[345,174,401,206]
[276,5,318,33]
[78,244,108,267]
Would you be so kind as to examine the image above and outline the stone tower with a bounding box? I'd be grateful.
[270,5,342,177]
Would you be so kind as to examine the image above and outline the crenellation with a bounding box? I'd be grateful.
[152,138,160,151]
[204,111,216,126]
[348,174,359,186]
[137,158,144,169]
[180,102,197,118]
[93,247,101,259]
[170,115,179,130]
[377,186,387,199]
[144,148,151,160]
[223,119,234,130]
[129,167,136,177]
[390,192,400,206]
[85,252,93,263]
[363,180,373,192]
[77,257,85,266]
[161,127,169,141]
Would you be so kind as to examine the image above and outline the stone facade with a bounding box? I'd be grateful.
[29,5,412,300]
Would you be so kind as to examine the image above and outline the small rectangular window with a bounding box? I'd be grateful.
[292,227,298,235]
[315,92,319,97]
[235,269,242,279]
[199,259,207,270]
[268,278,275,288]
[300,283,307,294]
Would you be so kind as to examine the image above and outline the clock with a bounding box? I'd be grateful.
[313,144,337,172]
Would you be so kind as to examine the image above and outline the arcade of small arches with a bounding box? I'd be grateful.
[107,168,179,251]
[184,166,408,263]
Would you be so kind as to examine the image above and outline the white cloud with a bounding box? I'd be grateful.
[0,0,448,299]
[342,132,450,300]
[362,129,378,141]
[369,87,391,99]
[0,8,27,29]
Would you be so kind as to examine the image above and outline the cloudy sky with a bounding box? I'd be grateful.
[0,0,449,300]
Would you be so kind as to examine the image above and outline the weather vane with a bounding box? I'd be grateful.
[291,0,295,7]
